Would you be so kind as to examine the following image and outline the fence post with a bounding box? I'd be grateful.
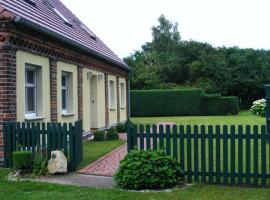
[127,122,133,153]
[266,84,270,139]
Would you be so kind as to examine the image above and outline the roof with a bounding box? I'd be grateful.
[0,0,130,70]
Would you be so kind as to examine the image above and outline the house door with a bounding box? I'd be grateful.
[90,75,98,129]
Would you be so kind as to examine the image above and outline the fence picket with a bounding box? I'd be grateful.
[47,123,51,159]
[21,122,26,151]
[261,125,267,186]
[152,125,157,150]
[31,123,36,153]
[159,125,164,149]
[187,125,192,183]
[238,125,243,185]
[194,125,199,182]
[230,125,236,185]
[254,125,258,186]
[16,123,21,151]
[41,123,46,150]
[63,123,68,156]
[173,125,177,160]
[133,125,138,149]
[208,125,214,184]
[139,125,144,150]
[201,125,206,183]
[26,122,31,151]
[216,125,221,184]
[165,125,171,156]
[223,125,228,184]
[179,125,185,172]
[146,125,151,150]
[246,125,251,185]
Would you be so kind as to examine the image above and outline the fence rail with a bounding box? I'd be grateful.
[3,120,83,171]
[127,124,270,186]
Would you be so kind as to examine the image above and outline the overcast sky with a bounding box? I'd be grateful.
[62,0,270,58]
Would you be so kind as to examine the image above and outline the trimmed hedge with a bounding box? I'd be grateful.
[131,89,202,117]
[200,94,239,115]
[131,89,239,117]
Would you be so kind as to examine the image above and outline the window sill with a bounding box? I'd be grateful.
[121,107,126,110]
[110,108,116,111]
[25,116,45,121]
[62,113,75,117]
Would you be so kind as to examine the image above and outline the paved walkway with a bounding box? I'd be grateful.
[79,144,127,176]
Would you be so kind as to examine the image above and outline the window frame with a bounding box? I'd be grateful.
[25,66,37,118]
[109,80,116,110]
[120,82,126,109]
[61,72,69,114]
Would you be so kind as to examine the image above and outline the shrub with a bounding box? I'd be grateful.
[131,89,203,117]
[131,89,239,117]
[114,150,184,190]
[12,151,33,171]
[94,131,106,141]
[200,94,239,115]
[106,128,119,141]
[33,150,48,176]
[250,99,266,117]
[116,123,126,133]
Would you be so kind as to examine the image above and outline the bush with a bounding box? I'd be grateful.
[106,128,119,141]
[116,123,126,133]
[94,131,106,141]
[12,151,33,171]
[200,94,239,115]
[131,89,239,117]
[114,150,184,190]
[33,151,48,176]
[131,89,203,117]
[250,99,266,117]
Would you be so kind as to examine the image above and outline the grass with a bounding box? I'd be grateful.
[1,168,270,200]
[131,110,265,126]
[78,140,125,170]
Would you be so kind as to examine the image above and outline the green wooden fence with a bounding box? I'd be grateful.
[3,120,83,171]
[127,124,270,186]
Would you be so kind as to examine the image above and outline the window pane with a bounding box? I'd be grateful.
[121,83,125,107]
[62,75,66,87]
[62,89,67,109]
[26,70,35,84]
[26,87,35,112]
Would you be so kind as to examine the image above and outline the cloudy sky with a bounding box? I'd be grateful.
[62,0,270,58]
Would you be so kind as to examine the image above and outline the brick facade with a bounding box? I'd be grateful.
[0,21,130,162]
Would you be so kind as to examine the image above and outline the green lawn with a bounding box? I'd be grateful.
[78,140,125,170]
[131,111,265,126]
[0,168,270,200]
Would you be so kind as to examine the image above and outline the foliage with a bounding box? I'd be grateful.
[125,15,270,108]
[200,94,239,115]
[93,131,106,141]
[131,89,239,117]
[114,150,184,190]
[106,128,119,141]
[12,151,33,171]
[250,99,266,117]
[116,123,126,133]
[33,150,48,176]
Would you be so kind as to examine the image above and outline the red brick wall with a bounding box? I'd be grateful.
[49,58,58,122]
[78,65,83,122]
[104,73,109,127]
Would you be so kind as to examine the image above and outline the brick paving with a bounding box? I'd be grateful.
[79,144,127,177]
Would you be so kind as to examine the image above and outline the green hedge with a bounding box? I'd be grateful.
[131,89,239,117]
[131,89,202,117]
[200,94,239,115]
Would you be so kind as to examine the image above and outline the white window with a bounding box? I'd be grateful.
[25,67,37,118]
[120,83,126,108]
[61,73,69,114]
[109,80,115,109]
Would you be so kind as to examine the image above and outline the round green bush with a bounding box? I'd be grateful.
[116,123,126,133]
[94,131,106,141]
[106,128,119,141]
[250,99,266,117]
[114,150,184,190]
[12,151,33,171]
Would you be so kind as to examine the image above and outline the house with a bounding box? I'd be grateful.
[0,0,131,163]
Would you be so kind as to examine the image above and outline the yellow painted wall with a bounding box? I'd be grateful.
[108,75,117,125]
[119,78,127,122]
[16,50,51,122]
[82,68,105,131]
[57,62,78,123]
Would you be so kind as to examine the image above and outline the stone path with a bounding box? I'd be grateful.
[79,144,127,177]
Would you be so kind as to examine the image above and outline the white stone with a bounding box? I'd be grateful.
[48,150,68,174]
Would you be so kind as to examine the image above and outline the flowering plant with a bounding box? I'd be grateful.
[250,99,266,117]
